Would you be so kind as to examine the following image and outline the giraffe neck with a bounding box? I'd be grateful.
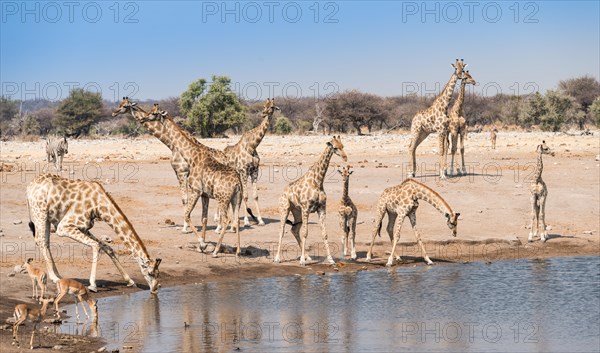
[238,111,273,152]
[450,81,467,116]
[309,145,335,188]
[97,190,151,264]
[128,107,176,148]
[433,73,460,113]
[342,177,350,200]
[411,180,454,217]
[533,151,544,182]
[161,117,206,162]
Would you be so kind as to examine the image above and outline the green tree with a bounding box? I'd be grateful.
[54,88,104,136]
[589,97,600,126]
[0,96,19,137]
[520,92,547,127]
[274,116,293,135]
[179,76,246,137]
[539,90,572,132]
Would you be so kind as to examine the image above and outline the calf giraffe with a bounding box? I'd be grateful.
[27,174,161,293]
[274,136,348,266]
[529,141,554,242]
[407,59,466,179]
[22,258,47,300]
[447,70,476,175]
[338,165,358,260]
[366,179,460,266]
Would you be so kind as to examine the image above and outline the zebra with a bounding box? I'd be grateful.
[46,136,68,173]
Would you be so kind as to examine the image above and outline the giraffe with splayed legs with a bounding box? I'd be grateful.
[366,179,460,266]
[408,59,466,179]
[26,174,161,293]
[274,136,348,266]
[338,165,358,260]
[529,141,554,242]
[447,70,476,175]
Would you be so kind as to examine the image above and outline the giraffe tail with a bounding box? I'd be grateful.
[285,219,301,226]
[29,221,36,237]
[246,208,258,223]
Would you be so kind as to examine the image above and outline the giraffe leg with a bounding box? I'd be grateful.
[212,202,230,257]
[183,191,202,248]
[386,211,402,261]
[290,207,311,261]
[299,210,311,266]
[350,215,357,260]
[459,131,467,174]
[30,213,61,282]
[239,171,251,227]
[386,216,404,267]
[367,204,386,261]
[250,168,265,226]
[539,193,548,242]
[408,211,433,265]
[449,133,458,176]
[339,215,347,258]
[318,205,335,265]
[438,131,449,179]
[408,130,428,177]
[274,196,291,263]
[56,222,135,290]
[528,194,539,242]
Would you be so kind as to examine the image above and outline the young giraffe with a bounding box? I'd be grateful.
[12,297,53,349]
[215,98,280,227]
[366,179,460,267]
[529,141,554,242]
[407,59,466,179]
[338,165,358,260]
[142,106,243,257]
[274,136,348,266]
[447,70,477,176]
[27,174,162,293]
[22,258,47,300]
[490,129,498,149]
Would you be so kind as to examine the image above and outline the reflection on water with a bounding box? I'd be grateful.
[65,256,599,352]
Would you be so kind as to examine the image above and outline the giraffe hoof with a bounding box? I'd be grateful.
[385,261,393,267]
[273,256,281,263]
[87,285,98,293]
[126,280,137,288]
[211,252,218,258]
[257,220,265,226]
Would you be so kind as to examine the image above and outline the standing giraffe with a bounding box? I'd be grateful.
[215,98,280,227]
[366,179,460,267]
[26,174,161,293]
[142,106,243,257]
[338,165,358,260]
[407,59,466,179]
[274,136,348,266]
[529,141,554,242]
[447,70,477,175]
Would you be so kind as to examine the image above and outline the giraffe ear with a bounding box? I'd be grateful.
[152,258,162,274]
[131,102,137,106]
[337,169,342,175]
[444,212,450,220]
[327,141,333,148]
[349,170,354,175]
[464,63,468,68]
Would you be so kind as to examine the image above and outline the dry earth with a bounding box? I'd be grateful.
[1,131,599,352]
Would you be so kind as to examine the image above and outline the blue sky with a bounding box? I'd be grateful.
[1,1,598,101]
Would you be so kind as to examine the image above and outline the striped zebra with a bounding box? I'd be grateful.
[46,136,68,172]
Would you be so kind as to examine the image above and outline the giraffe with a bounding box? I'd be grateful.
[529,141,554,242]
[338,165,358,260]
[26,174,161,293]
[141,105,243,257]
[216,98,280,227]
[407,59,466,179]
[274,136,348,266]
[447,70,476,176]
[490,129,498,149]
[366,179,460,267]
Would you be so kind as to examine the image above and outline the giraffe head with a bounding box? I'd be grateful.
[462,70,476,85]
[337,165,353,180]
[537,140,554,156]
[328,135,347,162]
[143,104,169,123]
[139,258,162,294]
[263,98,280,115]
[451,59,467,79]
[111,97,137,117]
[445,212,460,237]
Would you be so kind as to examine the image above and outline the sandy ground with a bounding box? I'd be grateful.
[1,131,599,352]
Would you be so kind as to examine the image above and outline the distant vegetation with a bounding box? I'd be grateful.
[1,75,598,139]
